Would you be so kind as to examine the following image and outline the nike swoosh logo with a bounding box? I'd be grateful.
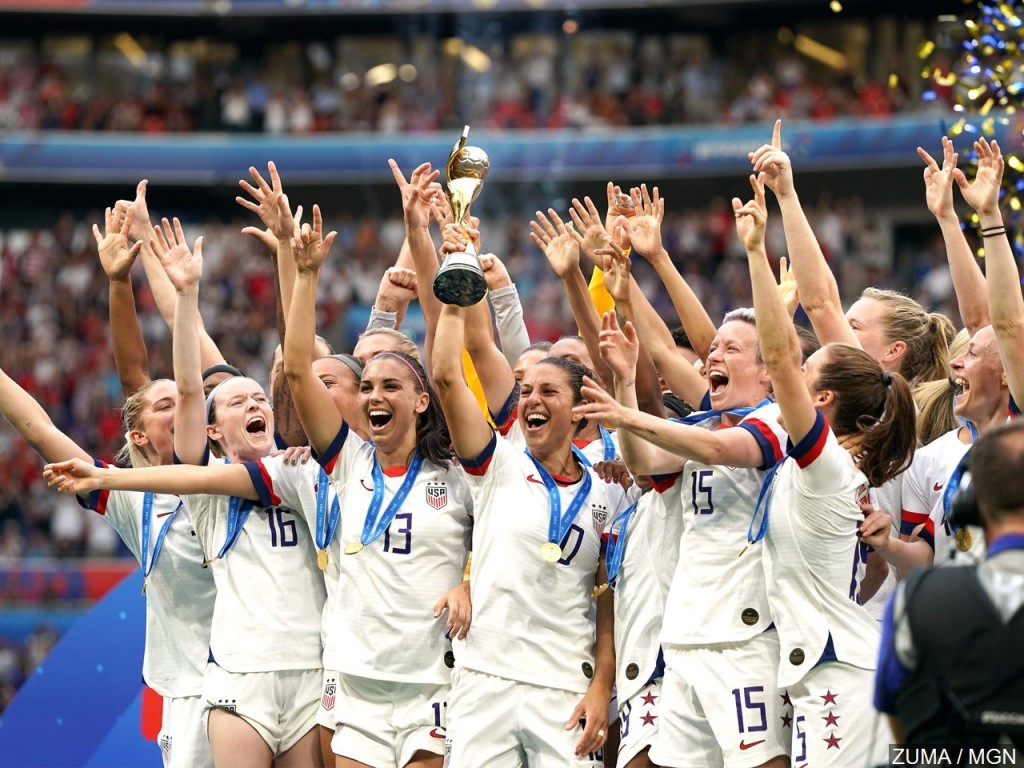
[739,740,766,751]
[526,474,544,485]
[933,483,944,491]
[156,511,174,518]
[429,728,445,739]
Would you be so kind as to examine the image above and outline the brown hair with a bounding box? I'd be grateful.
[861,288,956,386]
[913,328,969,446]
[115,379,171,468]
[815,343,916,487]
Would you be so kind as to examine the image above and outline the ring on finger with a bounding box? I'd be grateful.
[597,729,605,738]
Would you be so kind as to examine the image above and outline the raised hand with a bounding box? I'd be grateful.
[236,161,297,242]
[595,238,632,305]
[242,203,303,253]
[152,217,203,292]
[568,196,611,267]
[575,374,630,429]
[953,136,1005,217]
[479,252,513,291]
[94,204,142,281]
[439,218,481,257]
[749,119,796,199]
[389,159,441,230]
[732,173,768,254]
[43,458,101,495]
[616,184,664,258]
[596,311,639,381]
[293,204,338,273]
[605,181,637,248]
[530,209,580,279]
[917,136,959,221]
[375,266,418,311]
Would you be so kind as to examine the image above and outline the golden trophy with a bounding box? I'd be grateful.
[432,125,490,307]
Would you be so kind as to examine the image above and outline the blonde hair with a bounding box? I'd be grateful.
[114,379,172,468]
[355,328,421,363]
[861,288,956,386]
[914,328,970,446]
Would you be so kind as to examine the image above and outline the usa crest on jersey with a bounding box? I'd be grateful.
[426,483,448,510]
[322,682,336,711]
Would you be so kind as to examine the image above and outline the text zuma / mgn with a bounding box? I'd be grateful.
[890,747,1019,766]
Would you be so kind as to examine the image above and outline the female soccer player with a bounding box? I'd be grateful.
[284,205,473,768]
[734,172,916,767]
[432,298,624,767]
[0,370,216,768]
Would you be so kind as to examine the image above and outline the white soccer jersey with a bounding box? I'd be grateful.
[660,402,787,646]
[901,426,988,565]
[454,434,626,695]
[316,423,473,684]
[858,476,901,620]
[612,478,683,707]
[185,454,326,673]
[83,480,214,698]
[761,413,881,687]
[246,455,343,666]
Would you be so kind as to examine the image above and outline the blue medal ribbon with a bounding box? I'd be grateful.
[672,398,771,427]
[204,494,256,566]
[571,424,617,468]
[140,492,182,594]
[525,450,593,549]
[360,451,423,547]
[604,501,638,588]
[743,457,786,553]
[315,466,341,552]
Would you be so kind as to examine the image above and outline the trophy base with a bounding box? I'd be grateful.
[433,253,488,307]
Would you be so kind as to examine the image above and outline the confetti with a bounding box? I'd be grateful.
[924,1,1024,256]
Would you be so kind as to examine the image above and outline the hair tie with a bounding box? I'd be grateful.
[881,371,893,387]
[373,351,425,392]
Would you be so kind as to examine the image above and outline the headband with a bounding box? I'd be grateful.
[201,363,244,380]
[372,351,424,392]
[325,353,364,381]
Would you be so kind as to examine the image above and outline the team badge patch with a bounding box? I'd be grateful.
[426,483,448,510]
[322,682,336,711]
[591,503,608,525]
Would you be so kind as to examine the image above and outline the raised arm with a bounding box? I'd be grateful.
[618,184,718,361]
[94,203,148,396]
[530,209,613,386]
[369,263,418,332]
[482,253,531,366]
[125,181,226,372]
[432,304,495,461]
[389,159,444,363]
[284,204,344,455]
[0,368,91,465]
[45,457,258,500]
[920,136,989,334]
[964,137,1024,403]
[737,173,816,443]
[751,119,858,349]
[597,237,708,410]
[155,218,208,466]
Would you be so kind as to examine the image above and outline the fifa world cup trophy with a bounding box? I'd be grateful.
[432,125,490,307]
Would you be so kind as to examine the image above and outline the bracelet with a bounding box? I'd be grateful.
[981,228,1007,238]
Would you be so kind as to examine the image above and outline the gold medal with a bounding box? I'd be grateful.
[317,549,329,570]
[201,557,215,569]
[344,542,364,555]
[540,542,562,563]
[591,582,609,599]
[955,527,973,552]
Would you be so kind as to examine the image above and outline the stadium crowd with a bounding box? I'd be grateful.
[0,25,943,135]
